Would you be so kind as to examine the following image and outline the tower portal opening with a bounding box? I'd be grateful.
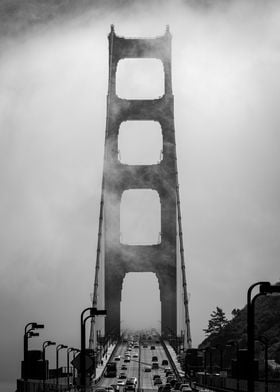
[120,272,161,333]
[118,120,163,165]
[120,189,161,245]
[116,58,164,99]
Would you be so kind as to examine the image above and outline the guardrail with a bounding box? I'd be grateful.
[160,338,182,380]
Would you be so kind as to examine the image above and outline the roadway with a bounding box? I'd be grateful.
[97,338,172,390]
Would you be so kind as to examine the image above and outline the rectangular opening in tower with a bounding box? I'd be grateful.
[118,120,163,165]
[116,59,164,99]
[120,272,161,333]
[120,189,161,245]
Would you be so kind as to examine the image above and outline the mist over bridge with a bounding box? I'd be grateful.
[90,25,192,349]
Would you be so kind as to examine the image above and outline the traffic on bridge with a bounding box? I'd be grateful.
[94,332,198,392]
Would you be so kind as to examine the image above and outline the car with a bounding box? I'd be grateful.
[179,384,191,390]
[174,382,182,390]
[117,380,126,386]
[165,370,173,377]
[152,362,159,369]
[118,372,127,379]
[114,356,121,361]
[127,377,137,385]
[154,378,163,385]
[153,374,161,380]
[105,388,115,392]
[159,385,171,392]
[180,387,192,392]
[166,376,175,383]
[121,365,128,370]
[132,353,138,358]
[124,378,137,391]
[152,356,158,362]
[109,385,119,392]
[150,345,156,350]
[143,344,148,348]
[169,379,177,387]
[161,359,168,366]
[134,344,139,348]
[144,366,151,372]
[179,383,192,392]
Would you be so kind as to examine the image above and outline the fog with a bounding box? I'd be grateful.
[1,0,280,384]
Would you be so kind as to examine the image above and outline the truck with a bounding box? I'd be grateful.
[104,362,117,377]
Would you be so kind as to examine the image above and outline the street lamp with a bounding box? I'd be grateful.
[56,344,67,388]
[23,322,44,382]
[247,281,280,392]
[80,307,106,391]
[42,341,56,392]
[67,347,76,389]
[227,340,240,392]
[203,349,207,386]
[72,349,80,387]
[212,344,224,373]
[255,336,268,392]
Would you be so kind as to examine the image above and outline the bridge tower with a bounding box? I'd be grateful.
[90,26,191,349]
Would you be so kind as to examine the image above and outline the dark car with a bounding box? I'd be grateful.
[153,374,161,380]
[154,378,162,385]
[152,356,158,362]
[161,359,168,366]
[174,382,182,390]
[152,362,159,369]
[150,345,156,350]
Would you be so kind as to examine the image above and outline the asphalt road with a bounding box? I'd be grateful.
[98,340,172,390]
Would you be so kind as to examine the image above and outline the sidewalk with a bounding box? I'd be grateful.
[164,341,185,377]
[93,343,117,383]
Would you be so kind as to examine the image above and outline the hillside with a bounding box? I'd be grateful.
[198,288,280,365]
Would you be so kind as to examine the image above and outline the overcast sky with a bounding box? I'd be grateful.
[1,0,280,384]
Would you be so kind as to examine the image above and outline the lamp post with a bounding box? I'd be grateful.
[72,349,80,387]
[56,344,67,388]
[256,336,268,392]
[213,345,224,373]
[80,307,106,391]
[203,349,207,386]
[42,341,56,392]
[247,282,280,392]
[227,340,240,392]
[23,322,44,382]
[67,347,75,389]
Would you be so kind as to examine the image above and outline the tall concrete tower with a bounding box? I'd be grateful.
[104,25,177,336]
[91,26,191,348]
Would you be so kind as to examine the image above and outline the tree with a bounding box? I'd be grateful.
[231,308,241,318]
[203,306,229,336]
